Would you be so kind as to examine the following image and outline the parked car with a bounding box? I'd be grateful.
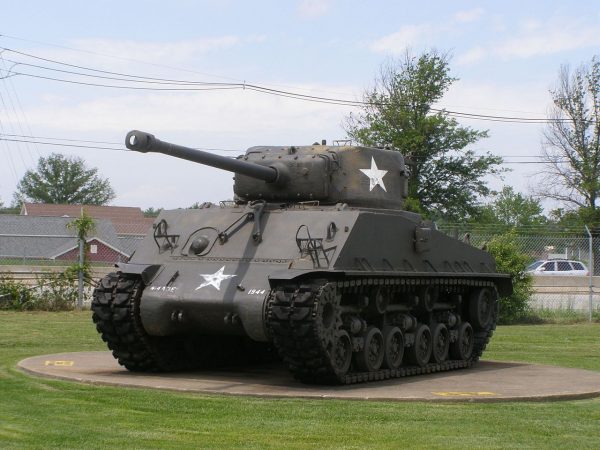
[526,259,589,276]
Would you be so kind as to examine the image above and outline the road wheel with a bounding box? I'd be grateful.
[430,323,450,363]
[450,322,474,361]
[469,288,495,329]
[330,330,353,375]
[355,326,385,372]
[408,324,432,367]
[382,326,405,369]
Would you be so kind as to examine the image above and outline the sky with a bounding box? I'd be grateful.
[1,0,599,211]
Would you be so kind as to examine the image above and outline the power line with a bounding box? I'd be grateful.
[3,66,568,121]
[2,46,596,125]
[1,50,234,86]
[0,58,31,179]
[0,33,360,97]
[9,71,242,92]
[0,137,126,151]
[0,134,242,153]
[0,54,40,164]
[0,134,578,165]
[0,132,122,146]
[0,33,244,83]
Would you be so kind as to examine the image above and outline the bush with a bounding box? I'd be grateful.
[0,277,34,310]
[485,232,533,324]
[0,271,79,311]
[34,271,79,311]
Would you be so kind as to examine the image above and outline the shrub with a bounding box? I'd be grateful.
[485,232,533,323]
[0,277,34,310]
[0,271,79,311]
[34,271,79,311]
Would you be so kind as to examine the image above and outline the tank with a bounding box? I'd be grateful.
[91,130,512,384]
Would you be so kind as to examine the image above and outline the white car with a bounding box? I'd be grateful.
[526,259,589,276]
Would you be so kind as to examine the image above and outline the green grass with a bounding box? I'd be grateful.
[528,307,600,324]
[486,323,600,371]
[1,312,600,449]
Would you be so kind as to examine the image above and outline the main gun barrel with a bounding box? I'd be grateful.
[125,130,279,183]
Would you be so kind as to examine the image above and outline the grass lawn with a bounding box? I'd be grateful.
[1,312,599,449]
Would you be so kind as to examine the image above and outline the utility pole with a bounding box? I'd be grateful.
[585,225,593,322]
[77,207,84,310]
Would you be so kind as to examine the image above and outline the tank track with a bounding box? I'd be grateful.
[267,276,498,385]
[92,272,190,371]
[92,272,275,372]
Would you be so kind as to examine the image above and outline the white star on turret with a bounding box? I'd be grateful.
[195,266,236,290]
[360,157,388,192]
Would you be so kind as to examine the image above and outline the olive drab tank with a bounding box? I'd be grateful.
[91,130,512,384]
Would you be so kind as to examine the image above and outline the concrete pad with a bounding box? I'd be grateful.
[18,352,600,403]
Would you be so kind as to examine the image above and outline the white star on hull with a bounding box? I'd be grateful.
[195,266,236,290]
[360,157,388,192]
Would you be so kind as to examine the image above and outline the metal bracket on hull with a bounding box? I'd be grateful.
[295,224,337,268]
[153,219,180,253]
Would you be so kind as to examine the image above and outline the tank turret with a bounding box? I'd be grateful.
[126,130,409,209]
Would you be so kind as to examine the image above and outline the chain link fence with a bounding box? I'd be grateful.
[440,225,600,318]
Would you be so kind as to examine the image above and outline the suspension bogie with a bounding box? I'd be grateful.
[267,276,499,384]
[335,282,469,372]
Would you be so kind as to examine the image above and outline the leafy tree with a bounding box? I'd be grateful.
[0,206,20,214]
[473,186,548,231]
[0,198,19,214]
[345,50,503,221]
[66,209,96,239]
[485,233,533,324]
[15,153,115,205]
[538,56,600,225]
[143,207,163,217]
[548,208,600,234]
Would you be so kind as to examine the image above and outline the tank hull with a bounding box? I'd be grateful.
[92,203,510,383]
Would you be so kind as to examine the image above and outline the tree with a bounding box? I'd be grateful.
[15,153,115,205]
[473,186,547,231]
[538,56,600,225]
[66,210,96,309]
[143,207,163,217]
[66,210,96,279]
[345,50,503,221]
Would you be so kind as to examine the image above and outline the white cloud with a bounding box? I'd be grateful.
[495,21,600,59]
[452,17,600,64]
[297,0,332,18]
[68,36,241,64]
[440,80,549,119]
[520,19,542,32]
[456,47,486,65]
[369,24,432,54]
[22,86,353,134]
[454,8,484,23]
